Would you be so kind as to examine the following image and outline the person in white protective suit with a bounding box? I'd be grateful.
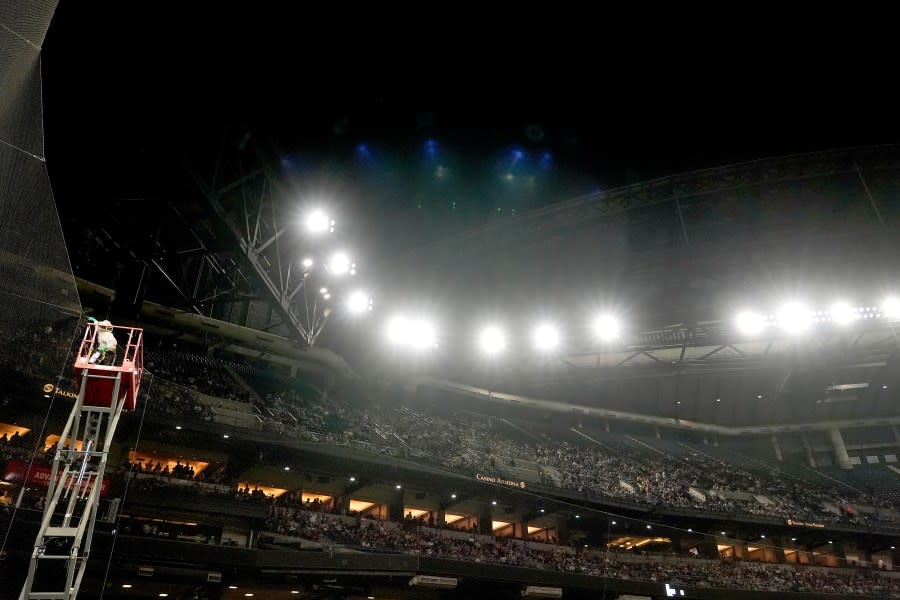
[88,318,118,365]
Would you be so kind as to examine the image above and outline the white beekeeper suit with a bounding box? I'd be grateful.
[90,320,117,364]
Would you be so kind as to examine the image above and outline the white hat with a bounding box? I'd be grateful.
[98,320,113,331]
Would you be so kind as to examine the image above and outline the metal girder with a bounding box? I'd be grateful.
[560,320,900,380]
[203,158,330,346]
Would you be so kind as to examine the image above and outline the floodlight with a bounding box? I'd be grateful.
[883,297,900,320]
[409,318,437,350]
[386,315,410,345]
[734,310,766,336]
[301,257,314,268]
[328,251,352,275]
[777,302,813,334]
[386,315,436,350]
[592,314,621,341]
[479,325,506,355]
[347,290,371,314]
[829,301,857,325]
[533,323,560,351]
[304,210,331,234]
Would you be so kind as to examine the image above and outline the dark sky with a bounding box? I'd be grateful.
[41,4,898,206]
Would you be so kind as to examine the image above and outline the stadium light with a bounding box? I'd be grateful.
[734,310,766,336]
[592,314,620,341]
[777,301,813,334]
[532,322,561,352]
[882,297,900,320]
[829,301,857,325]
[304,210,331,235]
[386,314,436,350]
[327,251,352,276]
[409,319,437,350]
[386,315,410,345]
[301,257,314,269]
[478,325,506,355]
[347,290,372,314]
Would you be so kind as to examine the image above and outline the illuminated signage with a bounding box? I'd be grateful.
[3,459,110,497]
[785,518,826,528]
[475,473,526,489]
[42,383,78,400]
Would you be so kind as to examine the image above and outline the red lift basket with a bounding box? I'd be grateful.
[73,323,144,410]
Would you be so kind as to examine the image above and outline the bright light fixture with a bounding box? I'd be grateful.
[882,297,900,320]
[829,301,857,325]
[409,319,436,350]
[735,310,766,336]
[479,325,506,355]
[328,251,352,275]
[387,315,436,350]
[777,301,813,334]
[533,322,560,351]
[347,290,371,314]
[592,313,620,341]
[386,315,409,345]
[304,210,330,234]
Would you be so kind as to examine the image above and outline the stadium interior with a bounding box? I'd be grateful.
[4,4,900,600]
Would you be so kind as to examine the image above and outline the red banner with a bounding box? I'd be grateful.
[3,459,111,498]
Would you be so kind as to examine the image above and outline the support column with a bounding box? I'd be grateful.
[801,432,817,468]
[892,425,900,449]
[829,428,853,470]
[479,504,493,535]
[555,515,569,545]
[771,434,783,462]
[389,488,405,521]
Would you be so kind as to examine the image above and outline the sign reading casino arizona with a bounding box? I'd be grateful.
[475,473,527,489]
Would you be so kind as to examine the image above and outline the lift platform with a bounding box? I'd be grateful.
[19,322,143,600]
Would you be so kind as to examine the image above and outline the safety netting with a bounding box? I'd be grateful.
[0,2,83,595]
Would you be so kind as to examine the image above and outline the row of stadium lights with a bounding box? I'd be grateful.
[384,299,900,355]
[733,299,900,336]
[303,211,900,343]
[302,210,373,314]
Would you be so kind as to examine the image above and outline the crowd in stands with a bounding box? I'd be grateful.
[0,317,79,383]
[0,429,37,463]
[133,352,900,530]
[262,507,900,596]
[144,342,253,403]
